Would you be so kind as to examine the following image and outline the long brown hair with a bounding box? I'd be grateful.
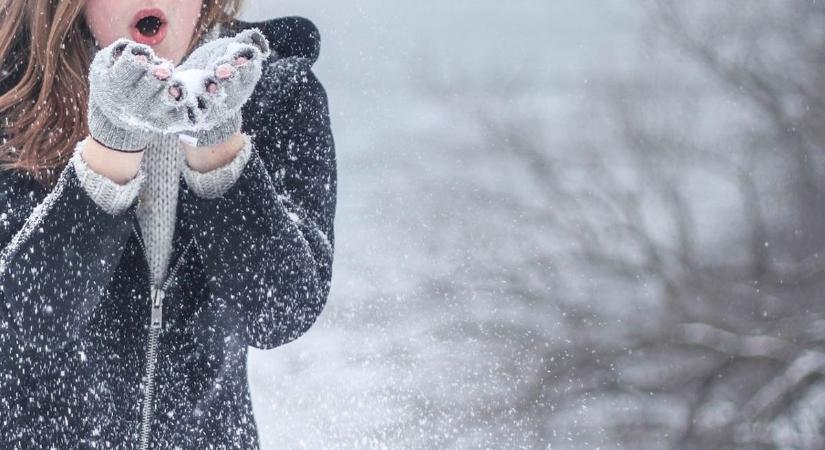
[0,0,244,188]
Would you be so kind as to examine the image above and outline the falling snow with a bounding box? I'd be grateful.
[2,0,823,449]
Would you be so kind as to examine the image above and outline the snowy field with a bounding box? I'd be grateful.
[237,1,642,448]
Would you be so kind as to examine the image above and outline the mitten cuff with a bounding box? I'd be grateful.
[87,102,151,152]
[181,133,253,199]
[186,112,243,148]
[70,140,147,216]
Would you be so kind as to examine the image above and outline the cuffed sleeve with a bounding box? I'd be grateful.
[180,134,253,199]
[71,141,146,216]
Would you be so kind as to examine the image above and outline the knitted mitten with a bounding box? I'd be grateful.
[172,28,271,147]
[87,39,191,151]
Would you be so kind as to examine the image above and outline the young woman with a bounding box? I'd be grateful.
[0,1,336,448]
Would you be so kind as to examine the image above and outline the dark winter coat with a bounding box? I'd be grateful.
[0,17,336,449]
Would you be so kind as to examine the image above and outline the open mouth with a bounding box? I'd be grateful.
[130,8,167,46]
[137,16,162,36]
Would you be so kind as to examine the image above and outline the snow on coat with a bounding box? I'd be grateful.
[0,16,336,450]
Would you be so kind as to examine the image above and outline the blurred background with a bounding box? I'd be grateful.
[240,1,825,448]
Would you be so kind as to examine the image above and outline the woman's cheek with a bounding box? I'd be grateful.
[83,1,131,48]
[162,0,203,63]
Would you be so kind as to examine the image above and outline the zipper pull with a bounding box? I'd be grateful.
[150,285,165,329]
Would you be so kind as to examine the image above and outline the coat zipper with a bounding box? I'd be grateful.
[131,215,195,450]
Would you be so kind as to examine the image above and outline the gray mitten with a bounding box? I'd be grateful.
[172,28,271,147]
[87,39,189,151]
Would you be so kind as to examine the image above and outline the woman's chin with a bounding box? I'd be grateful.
[152,47,178,63]
[140,43,183,64]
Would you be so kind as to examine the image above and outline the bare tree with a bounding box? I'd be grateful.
[407,1,825,449]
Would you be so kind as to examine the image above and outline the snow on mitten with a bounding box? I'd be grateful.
[87,39,189,151]
[172,28,271,147]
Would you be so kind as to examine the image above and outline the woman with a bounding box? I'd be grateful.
[0,0,336,448]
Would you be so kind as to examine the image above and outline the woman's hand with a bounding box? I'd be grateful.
[172,28,271,148]
[87,39,188,151]
[87,30,270,151]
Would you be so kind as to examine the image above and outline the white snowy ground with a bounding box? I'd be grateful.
[237,1,641,448]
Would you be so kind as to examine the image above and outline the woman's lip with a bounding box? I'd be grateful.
[130,8,167,46]
[130,7,167,28]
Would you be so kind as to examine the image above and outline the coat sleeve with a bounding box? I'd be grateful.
[0,153,139,352]
[179,56,337,349]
